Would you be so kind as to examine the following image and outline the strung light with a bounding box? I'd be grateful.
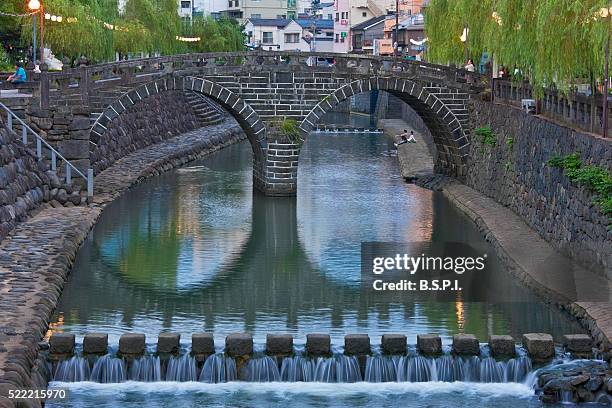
[28,0,41,11]
[44,13,51,19]
[51,15,57,21]
[492,11,502,26]
[56,15,62,22]
[176,36,201,42]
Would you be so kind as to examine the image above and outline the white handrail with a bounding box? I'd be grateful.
[0,102,94,198]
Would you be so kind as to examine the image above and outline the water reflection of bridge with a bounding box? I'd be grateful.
[55,150,582,341]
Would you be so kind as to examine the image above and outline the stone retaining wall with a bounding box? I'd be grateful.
[90,90,202,174]
[0,116,52,241]
[467,100,612,275]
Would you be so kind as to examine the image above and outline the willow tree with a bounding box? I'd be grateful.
[187,17,244,53]
[113,19,154,57]
[426,0,612,94]
[124,0,182,55]
[18,0,114,62]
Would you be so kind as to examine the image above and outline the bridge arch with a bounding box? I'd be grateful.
[299,77,470,177]
[89,75,267,174]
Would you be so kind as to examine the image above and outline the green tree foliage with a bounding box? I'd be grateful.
[1,0,244,64]
[188,17,245,52]
[426,0,612,93]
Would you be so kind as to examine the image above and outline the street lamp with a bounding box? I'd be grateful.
[28,0,41,64]
[459,25,469,63]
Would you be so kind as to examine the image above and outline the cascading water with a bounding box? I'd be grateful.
[129,355,161,382]
[49,348,537,385]
[199,354,237,383]
[165,354,197,382]
[312,356,362,383]
[364,355,397,382]
[505,356,532,383]
[90,355,127,383]
[397,355,435,382]
[280,356,315,382]
[246,356,281,382]
[53,356,91,382]
[363,354,534,384]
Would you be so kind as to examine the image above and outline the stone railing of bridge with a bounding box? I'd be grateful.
[493,79,612,138]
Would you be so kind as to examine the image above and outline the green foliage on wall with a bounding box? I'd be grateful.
[279,118,302,144]
[548,153,612,220]
[475,125,497,145]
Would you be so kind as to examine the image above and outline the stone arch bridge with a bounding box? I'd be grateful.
[37,51,485,196]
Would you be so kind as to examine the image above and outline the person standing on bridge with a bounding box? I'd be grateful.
[464,59,476,73]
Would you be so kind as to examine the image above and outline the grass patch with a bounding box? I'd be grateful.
[475,125,497,146]
[271,117,303,145]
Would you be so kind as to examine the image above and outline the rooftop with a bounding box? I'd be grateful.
[351,15,387,31]
[295,18,334,30]
[245,18,293,28]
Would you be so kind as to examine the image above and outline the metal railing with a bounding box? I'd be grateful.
[0,102,93,198]
[493,79,611,137]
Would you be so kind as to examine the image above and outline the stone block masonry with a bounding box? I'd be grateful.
[468,100,612,275]
[0,115,87,243]
[259,140,300,196]
[90,90,203,174]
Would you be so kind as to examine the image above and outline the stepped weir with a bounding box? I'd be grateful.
[41,331,612,405]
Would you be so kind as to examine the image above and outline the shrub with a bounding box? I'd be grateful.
[475,125,496,146]
[0,47,13,72]
[271,118,302,144]
[547,153,612,221]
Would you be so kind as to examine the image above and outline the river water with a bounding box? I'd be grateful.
[47,116,588,407]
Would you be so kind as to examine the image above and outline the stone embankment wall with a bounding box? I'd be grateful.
[0,115,87,241]
[90,90,202,174]
[0,116,49,240]
[467,100,612,274]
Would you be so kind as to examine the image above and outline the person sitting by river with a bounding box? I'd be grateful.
[6,63,27,85]
[394,130,416,147]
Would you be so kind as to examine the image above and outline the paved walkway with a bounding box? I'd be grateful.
[0,121,242,407]
[443,182,612,349]
[378,118,434,181]
[387,121,612,349]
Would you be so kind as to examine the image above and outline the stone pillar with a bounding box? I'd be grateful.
[255,138,300,196]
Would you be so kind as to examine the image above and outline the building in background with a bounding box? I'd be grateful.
[349,0,385,29]
[350,15,385,54]
[296,18,335,52]
[332,0,350,53]
[194,0,227,18]
[220,0,291,23]
[386,0,424,17]
[397,13,425,58]
[244,18,306,51]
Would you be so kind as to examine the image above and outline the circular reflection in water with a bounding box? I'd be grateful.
[51,127,585,344]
